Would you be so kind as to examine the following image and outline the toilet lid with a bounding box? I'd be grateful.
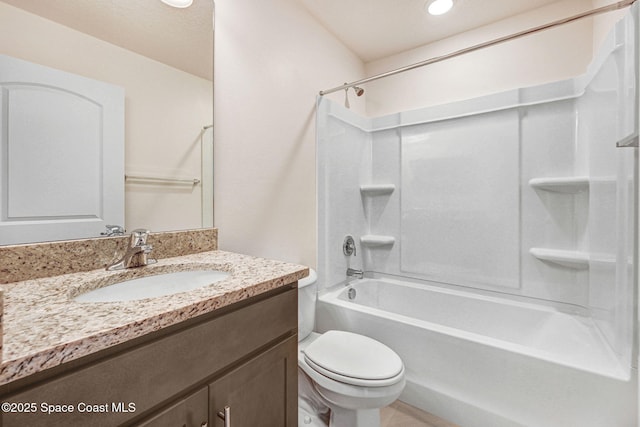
[302,330,403,385]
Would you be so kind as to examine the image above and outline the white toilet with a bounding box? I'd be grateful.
[298,269,406,427]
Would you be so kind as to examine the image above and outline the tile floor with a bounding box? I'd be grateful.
[381,401,460,427]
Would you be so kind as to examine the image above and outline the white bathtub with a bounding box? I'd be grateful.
[315,276,637,427]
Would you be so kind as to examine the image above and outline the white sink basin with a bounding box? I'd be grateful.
[74,270,229,303]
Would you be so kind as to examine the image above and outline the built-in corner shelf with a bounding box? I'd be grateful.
[528,176,589,193]
[360,235,395,247]
[359,186,395,249]
[360,184,395,196]
[529,248,589,270]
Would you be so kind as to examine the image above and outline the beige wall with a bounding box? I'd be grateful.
[364,0,599,116]
[213,0,623,268]
[213,0,365,267]
[0,2,212,233]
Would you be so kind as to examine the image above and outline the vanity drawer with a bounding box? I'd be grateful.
[1,286,297,427]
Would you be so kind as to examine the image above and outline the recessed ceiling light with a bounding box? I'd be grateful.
[427,0,453,16]
[160,0,193,8]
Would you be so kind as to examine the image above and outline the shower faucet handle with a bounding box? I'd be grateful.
[343,235,357,256]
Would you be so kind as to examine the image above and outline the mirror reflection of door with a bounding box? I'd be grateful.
[0,54,124,245]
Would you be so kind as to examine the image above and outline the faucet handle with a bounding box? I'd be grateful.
[343,235,357,256]
[131,228,150,234]
[130,229,151,246]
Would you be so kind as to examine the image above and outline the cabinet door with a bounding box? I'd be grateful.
[136,387,208,427]
[209,336,297,427]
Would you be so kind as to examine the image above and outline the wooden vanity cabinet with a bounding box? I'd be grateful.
[0,285,298,427]
[136,387,208,427]
[209,336,297,426]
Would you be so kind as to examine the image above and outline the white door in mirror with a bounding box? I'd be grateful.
[0,54,124,245]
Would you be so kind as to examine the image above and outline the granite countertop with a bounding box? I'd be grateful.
[0,250,308,386]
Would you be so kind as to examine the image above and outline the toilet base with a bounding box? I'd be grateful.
[299,405,329,427]
[330,406,380,427]
[299,368,330,426]
[299,367,385,427]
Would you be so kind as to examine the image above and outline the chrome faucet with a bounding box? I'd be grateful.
[101,224,125,237]
[346,268,364,279]
[106,229,157,271]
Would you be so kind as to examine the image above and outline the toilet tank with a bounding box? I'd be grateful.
[298,269,317,342]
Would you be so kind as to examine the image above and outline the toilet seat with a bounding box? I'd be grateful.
[303,330,404,387]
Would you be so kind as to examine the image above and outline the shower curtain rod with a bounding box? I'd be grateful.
[319,0,637,96]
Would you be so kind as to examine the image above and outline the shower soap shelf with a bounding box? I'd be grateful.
[528,177,589,193]
[360,184,395,196]
[529,248,589,270]
[360,235,395,247]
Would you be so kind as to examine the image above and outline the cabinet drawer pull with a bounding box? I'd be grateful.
[217,405,231,427]
[200,423,208,427]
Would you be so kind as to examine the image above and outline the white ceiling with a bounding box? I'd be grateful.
[294,0,569,62]
[2,0,596,76]
[0,0,213,80]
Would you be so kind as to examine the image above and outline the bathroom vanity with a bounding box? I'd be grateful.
[1,285,297,426]
[0,230,306,427]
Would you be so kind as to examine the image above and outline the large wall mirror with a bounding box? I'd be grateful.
[0,0,214,245]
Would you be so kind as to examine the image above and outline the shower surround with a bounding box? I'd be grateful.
[316,7,637,427]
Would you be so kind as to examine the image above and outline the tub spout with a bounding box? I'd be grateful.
[347,268,364,279]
